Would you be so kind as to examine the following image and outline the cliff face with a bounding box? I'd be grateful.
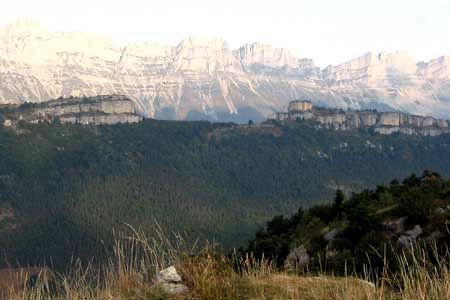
[235,43,299,69]
[0,95,143,126]
[322,51,418,86]
[274,102,449,136]
[0,21,450,121]
[417,56,450,82]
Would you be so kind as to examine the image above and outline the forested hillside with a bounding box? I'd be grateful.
[1,119,450,269]
[242,171,450,275]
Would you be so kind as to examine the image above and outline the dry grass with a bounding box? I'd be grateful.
[391,245,450,300]
[0,267,53,299]
[2,227,449,300]
[245,274,381,300]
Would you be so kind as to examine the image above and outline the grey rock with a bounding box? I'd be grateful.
[156,266,183,283]
[323,229,338,243]
[155,266,188,294]
[284,245,310,272]
[407,225,424,239]
[273,101,450,136]
[1,95,143,126]
[159,282,188,294]
[397,225,423,248]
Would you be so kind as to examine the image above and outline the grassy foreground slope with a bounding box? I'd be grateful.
[0,119,450,268]
[5,226,450,300]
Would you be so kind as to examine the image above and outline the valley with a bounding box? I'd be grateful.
[0,117,449,269]
[1,2,450,299]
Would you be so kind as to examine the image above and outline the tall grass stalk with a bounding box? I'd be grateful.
[3,228,449,300]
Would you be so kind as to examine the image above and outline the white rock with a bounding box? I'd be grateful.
[155,266,188,294]
[397,225,423,248]
[1,21,450,120]
[323,229,338,243]
[156,266,182,283]
[284,245,310,271]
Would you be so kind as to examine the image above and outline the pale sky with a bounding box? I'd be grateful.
[1,0,449,66]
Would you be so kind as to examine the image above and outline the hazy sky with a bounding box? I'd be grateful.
[1,0,449,66]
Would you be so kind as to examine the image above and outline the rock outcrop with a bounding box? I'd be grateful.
[284,245,310,272]
[235,43,301,69]
[0,95,143,126]
[417,56,450,82]
[1,21,450,121]
[397,225,423,248]
[273,100,450,136]
[155,266,188,294]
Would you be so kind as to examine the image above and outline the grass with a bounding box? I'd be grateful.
[2,226,449,300]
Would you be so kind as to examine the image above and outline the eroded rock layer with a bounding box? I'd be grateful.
[274,101,450,136]
[0,95,143,126]
[0,20,449,120]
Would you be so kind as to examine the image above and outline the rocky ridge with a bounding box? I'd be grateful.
[0,20,450,121]
[273,100,450,136]
[0,95,143,126]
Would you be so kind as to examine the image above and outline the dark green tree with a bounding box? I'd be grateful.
[333,189,345,220]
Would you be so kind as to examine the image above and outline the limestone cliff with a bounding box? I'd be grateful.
[417,56,450,82]
[273,100,450,136]
[235,43,299,69]
[0,21,449,121]
[0,95,143,126]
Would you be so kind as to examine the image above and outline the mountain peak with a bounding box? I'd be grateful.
[2,19,47,36]
[323,50,418,83]
[0,22,449,119]
[176,37,229,50]
[171,37,240,74]
[235,42,299,68]
[417,55,450,81]
[338,51,415,68]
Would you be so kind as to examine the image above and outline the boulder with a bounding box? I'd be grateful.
[397,225,423,248]
[407,225,423,239]
[155,266,188,294]
[323,229,338,243]
[284,245,310,272]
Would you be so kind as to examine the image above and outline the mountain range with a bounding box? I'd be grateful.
[1,20,449,121]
